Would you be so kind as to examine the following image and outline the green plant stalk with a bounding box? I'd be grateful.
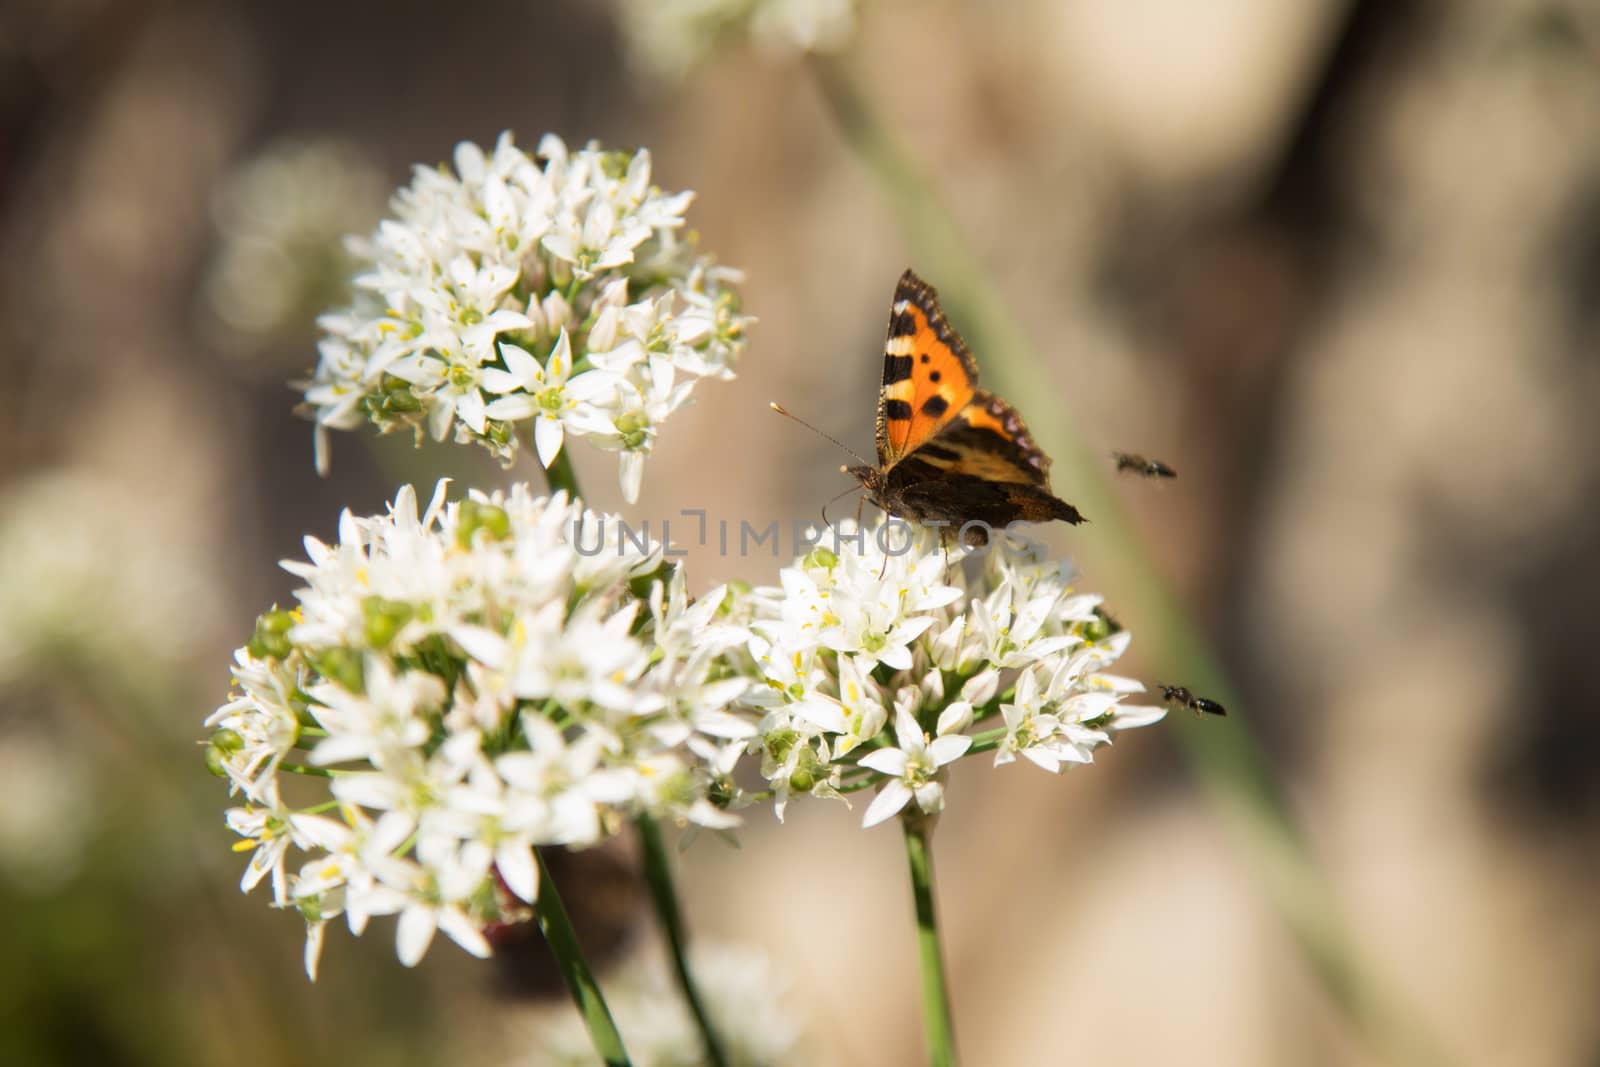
[903,817,958,1067]
[636,814,732,1067]
[809,55,1451,1067]
[532,848,632,1067]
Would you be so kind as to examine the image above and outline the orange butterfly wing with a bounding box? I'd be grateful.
[876,270,978,466]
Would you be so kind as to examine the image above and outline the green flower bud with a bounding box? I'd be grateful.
[247,609,296,660]
[456,499,511,546]
[310,647,364,693]
[362,596,415,648]
[205,727,244,777]
[803,546,838,570]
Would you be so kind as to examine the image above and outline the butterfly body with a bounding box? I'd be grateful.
[1157,684,1228,718]
[849,270,1084,543]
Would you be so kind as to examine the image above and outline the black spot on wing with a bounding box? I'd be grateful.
[920,395,949,417]
[883,355,914,384]
[914,443,959,462]
[888,309,918,338]
[884,399,913,421]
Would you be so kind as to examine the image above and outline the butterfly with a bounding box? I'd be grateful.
[845,269,1085,543]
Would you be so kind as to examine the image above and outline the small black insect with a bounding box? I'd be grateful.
[1113,452,1177,479]
[1157,684,1227,717]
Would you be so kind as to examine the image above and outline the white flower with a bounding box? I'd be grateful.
[619,0,861,81]
[204,138,384,356]
[858,706,973,828]
[0,468,225,693]
[304,132,751,502]
[205,482,763,975]
[480,333,619,468]
[530,942,805,1066]
[722,516,1165,827]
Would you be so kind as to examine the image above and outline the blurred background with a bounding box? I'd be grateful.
[3,0,1599,1063]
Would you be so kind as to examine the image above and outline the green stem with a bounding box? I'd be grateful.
[636,815,731,1067]
[902,817,958,1067]
[809,54,1452,1067]
[277,763,334,778]
[532,848,632,1067]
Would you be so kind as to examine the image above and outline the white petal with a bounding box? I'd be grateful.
[892,707,923,752]
[304,921,327,981]
[857,748,909,776]
[484,395,537,421]
[927,733,972,767]
[619,452,645,504]
[449,624,509,668]
[862,780,913,828]
[438,908,493,959]
[534,416,565,468]
[793,698,848,734]
[547,329,572,379]
[396,906,437,967]
[456,390,487,435]
[426,394,455,440]
[1021,748,1064,773]
[1111,705,1167,729]
[876,643,913,671]
[496,844,539,903]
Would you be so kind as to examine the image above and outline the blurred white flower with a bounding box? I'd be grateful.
[204,138,385,357]
[618,0,860,81]
[529,942,805,1066]
[0,729,94,892]
[205,482,757,975]
[303,132,751,502]
[0,468,224,692]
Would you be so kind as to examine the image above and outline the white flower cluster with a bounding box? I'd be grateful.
[205,138,385,354]
[204,483,753,976]
[530,943,804,1066]
[204,486,1162,973]
[304,133,750,502]
[619,0,860,80]
[725,520,1165,827]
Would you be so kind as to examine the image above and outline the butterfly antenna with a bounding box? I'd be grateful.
[819,483,863,531]
[769,402,871,467]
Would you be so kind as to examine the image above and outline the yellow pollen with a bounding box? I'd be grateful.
[231,839,258,853]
